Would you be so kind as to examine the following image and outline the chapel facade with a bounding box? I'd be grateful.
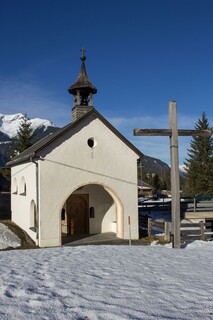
[8,51,142,247]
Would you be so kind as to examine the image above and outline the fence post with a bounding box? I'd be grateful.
[128,216,131,246]
[148,218,151,236]
[194,197,197,212]
[164,222,172,242]
[168,201,171,214]
[200,221,205,240]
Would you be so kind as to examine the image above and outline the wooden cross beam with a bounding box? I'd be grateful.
[134,101,212,248]
[134,129,212,137]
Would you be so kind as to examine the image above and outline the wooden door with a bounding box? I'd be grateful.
[67,195,89,235]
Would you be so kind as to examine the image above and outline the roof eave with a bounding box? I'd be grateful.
[7,152,38,167]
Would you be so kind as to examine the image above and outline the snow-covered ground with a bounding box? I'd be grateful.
[0,223,213,320]
[0,223,21,249]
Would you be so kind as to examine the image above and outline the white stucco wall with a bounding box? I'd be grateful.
[10,114,139,247]
[11,162,38,243]
[36,115,139,247]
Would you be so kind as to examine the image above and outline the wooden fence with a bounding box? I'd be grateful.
[147,218,164,235]
[139,217,213,242]
[139,217,171,240]
[180,221,213,241]
[138,196,213,215]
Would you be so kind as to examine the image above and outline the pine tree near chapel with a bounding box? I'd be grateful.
[184,112,213,196]
[10,115,33,157]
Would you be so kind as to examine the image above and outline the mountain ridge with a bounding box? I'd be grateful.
[0,113,55,139]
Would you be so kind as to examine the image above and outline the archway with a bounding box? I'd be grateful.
[60,183,124,244]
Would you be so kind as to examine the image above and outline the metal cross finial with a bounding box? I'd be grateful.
[81,48,86,56]
[80,48,86,61]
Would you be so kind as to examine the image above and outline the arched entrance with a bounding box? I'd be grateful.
[61,183,124,244]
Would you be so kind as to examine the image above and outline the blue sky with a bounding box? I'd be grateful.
[0,0,212,165]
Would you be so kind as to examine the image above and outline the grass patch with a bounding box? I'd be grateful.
[0,220,37,249]
[137,234,169,246]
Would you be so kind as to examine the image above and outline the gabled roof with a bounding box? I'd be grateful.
[7,108,143,167]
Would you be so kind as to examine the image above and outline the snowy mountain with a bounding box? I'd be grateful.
[142,155,187,178]
[179,164,187,174]
[0,113,55,139]
[142,154,170,175]
[0,113,58,166]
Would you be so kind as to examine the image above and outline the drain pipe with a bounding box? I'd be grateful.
[30,156,40,242]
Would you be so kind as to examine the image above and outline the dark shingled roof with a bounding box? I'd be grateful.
[68,54,97,95]
[7,108,143,167]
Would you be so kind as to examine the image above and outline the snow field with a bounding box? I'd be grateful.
[0,244,213,320]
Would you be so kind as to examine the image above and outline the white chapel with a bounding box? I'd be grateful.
[8,51,142,247]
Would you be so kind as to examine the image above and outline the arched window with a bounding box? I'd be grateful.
[20,177,26,195]
[30,200,36,232]
[90,207,95,218]
[12,178,18,194]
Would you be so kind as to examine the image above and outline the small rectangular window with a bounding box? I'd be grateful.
[61,208,65,220]
[90,207,95,218]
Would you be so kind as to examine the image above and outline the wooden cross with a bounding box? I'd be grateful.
[134,101,212,248]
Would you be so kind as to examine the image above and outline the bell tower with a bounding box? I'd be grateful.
[68,49,97,122]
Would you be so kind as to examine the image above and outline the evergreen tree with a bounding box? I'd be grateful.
[0,168,11,181]
[145,172,154,186]
[152,173,161,190]
[159,172,171,191]
[183,112,213,196]
[137,160,145,182]
[10,115,33,157]
[137,159,171,191]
